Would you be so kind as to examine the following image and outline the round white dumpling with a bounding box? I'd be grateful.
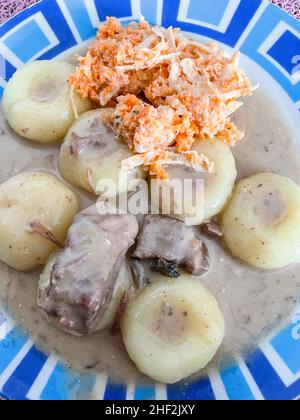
[0,172,79,271]
[121,275,225,384]
[222,173,300,269]
[59,109,146,196]
[150,139,237,225]
[2,60,92,143]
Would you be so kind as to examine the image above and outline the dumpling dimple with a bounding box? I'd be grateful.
[252,188,288,226]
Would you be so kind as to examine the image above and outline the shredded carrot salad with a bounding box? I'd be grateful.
[69,17,256,179]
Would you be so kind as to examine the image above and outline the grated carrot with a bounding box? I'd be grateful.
[69,17,255,179]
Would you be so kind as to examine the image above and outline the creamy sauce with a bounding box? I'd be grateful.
[0,52,300,385]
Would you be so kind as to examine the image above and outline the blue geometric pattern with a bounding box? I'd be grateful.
[57,0,97,42]
[268,30,300,76]
[220,362,255,400]
[140,0,159,24]
[95,0,133,22]
[134,382,156,400]
[1,346,48,400]
[167,377,216,400]
[104,379,127,400]
[187,0,230,27]
[162,0,263,47]
[246,350,300,400]
[39,363,95,401]
[270,313,300,375]
[240,5,300,101]
[0,327,28,375]
[0,0,300,400]
[3,18,53,63]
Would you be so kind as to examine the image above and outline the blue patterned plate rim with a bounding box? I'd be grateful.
[0,0,300,401]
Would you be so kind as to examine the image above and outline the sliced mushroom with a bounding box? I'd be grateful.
[38,204,138,335]
[133,215,210,276]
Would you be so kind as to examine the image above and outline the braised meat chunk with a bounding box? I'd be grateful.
[133,215,210,277]
[39,205,138,335]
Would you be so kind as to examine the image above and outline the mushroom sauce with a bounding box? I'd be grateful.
[0,49,300,384]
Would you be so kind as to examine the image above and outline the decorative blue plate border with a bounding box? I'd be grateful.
[0,0,300,400]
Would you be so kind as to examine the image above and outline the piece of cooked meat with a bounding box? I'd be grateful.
[129,258,148,289]
[133,215,210,276]
[200,220,223,238]
[39,204,138,335]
